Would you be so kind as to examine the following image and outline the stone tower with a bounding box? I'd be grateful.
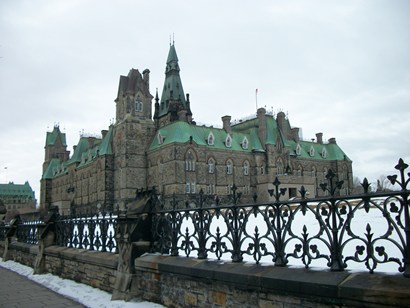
[154,43,193,128]
[113,68,155,208]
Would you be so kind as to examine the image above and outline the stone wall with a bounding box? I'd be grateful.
[43,246,118,293]
[131,254,410,308]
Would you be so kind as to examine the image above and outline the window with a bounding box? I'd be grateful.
[297,166,302,176]
[311,166,316,177]
[244,185,250,195]
[157,132,164,144]
[309,146,315,157]
[207,184,215,195]
[242,137,249,150]
[186,179,195,194]
[208,158,215,174]
[227,185,232,194]
[296,143,301,156]
[135,100,143,112]
[321,147,327,158]
[207,132,214,145]
[243,160,249,175]
[225,134,232,148]
[185,151,195,171]
[277,160,284,175]
[226,160,233,174]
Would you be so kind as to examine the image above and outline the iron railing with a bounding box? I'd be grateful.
[0,223,5,241]
[54,209,118,253]
[151,159,410,276]
[16,220,42,245]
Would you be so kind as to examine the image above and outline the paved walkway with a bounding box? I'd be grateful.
[0,267,85,308]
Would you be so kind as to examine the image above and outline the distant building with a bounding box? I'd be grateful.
[0,181,37,214]
[40,43,353,214]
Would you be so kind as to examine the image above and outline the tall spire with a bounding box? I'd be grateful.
[158,42,187,118]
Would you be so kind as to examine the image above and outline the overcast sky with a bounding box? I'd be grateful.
[1,0,409,202]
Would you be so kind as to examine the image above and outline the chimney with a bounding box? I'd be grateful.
[316,133,323,144]
[222,115,232,134]
[257,108,267,146]
[277,111,290,137]
[101,130,108,139]
[291,127,300,143]
[328,137,336,144]
[142,69,150,88]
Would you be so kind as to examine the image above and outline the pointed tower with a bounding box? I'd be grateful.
[155,43,193,127]
[112,68,155,208]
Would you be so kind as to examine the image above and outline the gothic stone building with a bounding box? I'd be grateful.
[40,43,353,213]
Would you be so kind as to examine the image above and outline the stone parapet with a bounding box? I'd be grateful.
[133,254,410,307]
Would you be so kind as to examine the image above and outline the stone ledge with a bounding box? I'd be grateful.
[45,246,118,269]
[9,242,38,255]
[135,254,410,307]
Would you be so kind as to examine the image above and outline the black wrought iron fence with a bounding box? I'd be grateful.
[150,159,410,276]
[16,220,42,245]
[0,223,5,241]
[54,209,118,253]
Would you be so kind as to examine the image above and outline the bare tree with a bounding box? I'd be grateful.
[376,175,393,192]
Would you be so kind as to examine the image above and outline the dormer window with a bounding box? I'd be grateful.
[225,134,232,148]
[309,146,315,157]
[296,143,301,156]
[157,132,164,144]
[135,100,143,112]
[321,147,327,158]
[207,132,214,145]
[242,136,249,150]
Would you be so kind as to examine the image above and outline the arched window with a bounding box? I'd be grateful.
[276,160,284,175]
[226,159,233,175]
[135,100,143,112]
[311,166,316,177]
[297,165,303,177]
[243,160,249,176]
[207,132,214,146]
[208,158,215,174]
[185,151,196,171]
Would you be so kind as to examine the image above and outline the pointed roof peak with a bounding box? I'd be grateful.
[167,43,179,65]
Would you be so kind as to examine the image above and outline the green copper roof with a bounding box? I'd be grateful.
[46,126,67,146]
[42,158,61,179]
[42,127,114,178]
[0,181,35,199]
[159,43,187,117]
[149,121,262,152]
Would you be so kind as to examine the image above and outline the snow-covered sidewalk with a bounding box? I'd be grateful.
[0,258,164,308]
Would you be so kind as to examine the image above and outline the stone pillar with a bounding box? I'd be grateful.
[33,208,58,274]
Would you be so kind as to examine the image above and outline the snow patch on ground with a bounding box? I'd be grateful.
[0,258,164,308]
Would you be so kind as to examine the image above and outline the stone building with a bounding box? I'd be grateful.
[40,43,353,213]
[0,181,37,215]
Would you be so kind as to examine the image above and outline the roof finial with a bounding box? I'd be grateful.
[173,33,175,45]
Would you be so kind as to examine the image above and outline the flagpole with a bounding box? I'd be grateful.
[255,88,258,110]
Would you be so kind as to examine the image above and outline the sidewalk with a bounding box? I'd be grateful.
[0,267,85,308]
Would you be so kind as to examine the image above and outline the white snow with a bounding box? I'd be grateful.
[0,258,164,308]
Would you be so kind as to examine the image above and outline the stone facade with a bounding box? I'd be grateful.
[40,43,353,213]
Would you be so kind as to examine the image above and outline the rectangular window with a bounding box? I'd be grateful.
[185,182,190,193]
[191,182,196,194]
